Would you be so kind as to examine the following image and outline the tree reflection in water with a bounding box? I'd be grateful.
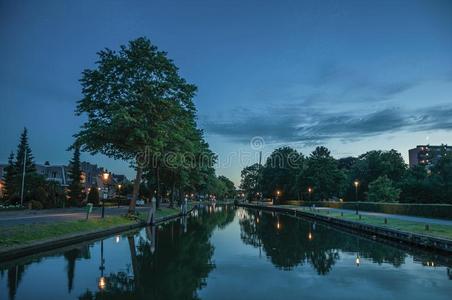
[78,205,236,300]
[238,209,409,275]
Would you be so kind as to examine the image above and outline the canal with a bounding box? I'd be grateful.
[1,205,451,300]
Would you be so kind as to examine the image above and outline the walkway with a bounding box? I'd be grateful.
[288,206,452,226]
[0,206,151,226]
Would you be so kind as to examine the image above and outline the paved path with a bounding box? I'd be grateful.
[300,206,452,226]
[0,206,151,226]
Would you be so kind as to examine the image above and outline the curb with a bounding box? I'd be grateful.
[238,203,452,254]
[0,206,197,262]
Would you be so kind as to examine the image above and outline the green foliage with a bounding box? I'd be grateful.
[68,146,83,206]
[261,147,304,201]
[30,200,44,210]
[367,175,401,202]
[305,147,345,201]
[3,152,17,200]
[240,163,262,200]
[14,128,36,176]
[74,37,200,212]
[347,150,406,201]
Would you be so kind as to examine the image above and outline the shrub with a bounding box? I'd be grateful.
[30,200,44,209]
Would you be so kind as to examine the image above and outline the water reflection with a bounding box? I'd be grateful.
[238,208,451,276]
[0,206,451,300]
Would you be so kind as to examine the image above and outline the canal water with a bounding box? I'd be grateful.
[0,205,451,300]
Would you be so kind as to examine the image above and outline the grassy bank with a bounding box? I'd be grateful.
[0,207,181,249]
[285,205,452,240]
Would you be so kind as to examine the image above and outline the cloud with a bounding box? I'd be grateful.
[201,104,452,146]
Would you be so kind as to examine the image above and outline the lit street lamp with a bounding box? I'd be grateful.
[102,171,110,218]
[117,184,122,208]
[354,180,360,215]
[308,187,313,201]
[98,240,106,290]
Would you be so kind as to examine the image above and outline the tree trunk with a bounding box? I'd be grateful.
[129,165,142,214]
[156,165,160,209]
[170,182,176,208]
[128,236,140,288]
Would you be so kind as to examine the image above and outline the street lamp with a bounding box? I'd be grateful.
[117,184,122,208]
[308,187,313,201]
[102,171,110,218]
[354,180,359,215]
[276,190,281,205]
[98,240,106,290]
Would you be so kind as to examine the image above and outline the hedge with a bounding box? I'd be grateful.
[284,200,452,220]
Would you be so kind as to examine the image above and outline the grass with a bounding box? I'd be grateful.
[282,205,452,240]
[0,207,183,249]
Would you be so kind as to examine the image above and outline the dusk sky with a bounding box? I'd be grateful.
[1,0,452,185]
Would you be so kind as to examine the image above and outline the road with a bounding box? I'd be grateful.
[0,206,151,226]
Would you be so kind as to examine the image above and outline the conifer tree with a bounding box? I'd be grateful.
[3,152,17,200]
[68,146,83,206]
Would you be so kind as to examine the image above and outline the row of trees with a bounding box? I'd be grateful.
[2,37,236,210]
[240,145,452,203]
[1,128,88,208]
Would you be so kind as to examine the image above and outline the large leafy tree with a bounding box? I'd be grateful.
[347,150,406,201]
[261,146,304,200]
[305,146,345,201]
[74,37,197,213]
[240,163,262,200]
[68,146,83,206]
[367,175,401,202]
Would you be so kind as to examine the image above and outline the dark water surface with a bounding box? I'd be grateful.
[1,205,451,300]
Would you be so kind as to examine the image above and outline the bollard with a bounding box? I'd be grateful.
[425,224,429,231]
[85,203,93,220]
[384,218,387,224]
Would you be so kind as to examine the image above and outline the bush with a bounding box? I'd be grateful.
[30,200,44,210]
[367,176,401,203]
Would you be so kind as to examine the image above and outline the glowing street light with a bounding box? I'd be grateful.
[117,184,122,208]
[308,187,313,201]
[354,180,360,215]
[308,232,313,240]
[101,171,110,218]
[98,276,106,290]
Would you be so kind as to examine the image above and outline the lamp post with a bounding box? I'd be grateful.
[276,190,280,205]
[354,180,359,215]
[117,184,122,208]
[102,171,110,218]
[98,240,106,291]
[308,187,312,201]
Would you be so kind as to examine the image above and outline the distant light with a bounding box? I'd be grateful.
[115,235,120,243]
[356,255,360,266]
[308,232,312,240]
[256,217,259,224]
[354,180,359,187]
[98,276,106,290]
[102,171,109,181]
[277,221,280,230]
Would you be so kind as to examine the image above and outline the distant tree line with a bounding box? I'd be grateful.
[240,145,452,204]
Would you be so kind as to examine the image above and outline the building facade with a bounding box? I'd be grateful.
[408,145,452,167]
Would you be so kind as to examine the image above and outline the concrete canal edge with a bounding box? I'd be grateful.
[238,203,452,254]
[0,206,197,262]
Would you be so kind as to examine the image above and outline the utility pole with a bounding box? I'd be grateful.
[20,149,27,207]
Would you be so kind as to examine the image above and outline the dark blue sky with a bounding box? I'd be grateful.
[1,0,452,184]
